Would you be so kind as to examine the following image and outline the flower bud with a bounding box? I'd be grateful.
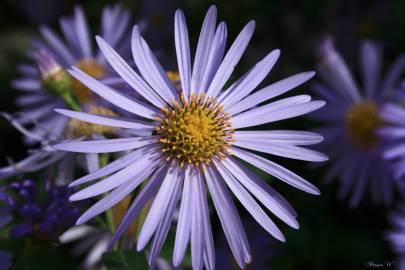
[35,49,81,111]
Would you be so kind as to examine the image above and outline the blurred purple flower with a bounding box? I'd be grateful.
[312,38,405,207]
[54,5,326,269]
[12,4,132,133]
[8,179,80,240]
[1,4,135,181]
[379,104,405,188]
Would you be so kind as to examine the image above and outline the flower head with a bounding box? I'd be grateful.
[55,6,326,269]
[312,38,405,206]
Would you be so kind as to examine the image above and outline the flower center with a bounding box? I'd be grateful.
[156,93,234,167]
[344,100,384,149]
[71,59,106,104]
[67,106,117,138]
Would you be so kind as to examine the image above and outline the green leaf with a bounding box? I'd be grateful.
[102,250,149,270]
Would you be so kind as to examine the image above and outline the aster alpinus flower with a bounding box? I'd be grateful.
[55,6,326,269]
[312,38,405,207]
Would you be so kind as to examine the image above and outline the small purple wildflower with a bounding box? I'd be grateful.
[8,179,80,240]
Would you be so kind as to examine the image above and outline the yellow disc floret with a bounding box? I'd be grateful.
[345,100,384,149]
[166,70,181,93]
[67,106,118,138]
[71,59,106,104]
[166,71,181,82]
[156,93,234,167]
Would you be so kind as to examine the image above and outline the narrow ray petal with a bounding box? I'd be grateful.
[39,26,75,64]
[96,36,166,108]
[174,9,192,97]
[223,157,298,227]
[228,71,315,115]
[148,172,183,265]
[131,26,178,103]
[220,49,280,108]
[200,22,227,92]
[230,147,320,195]
[55,137,158,153]
[108,166,168,249]
[205,167,250,267]
[68,68,160,119]
[191,171,205,270]
[215,161,286,242]
[234,130,324,145]
[191,5,217,94]
[74,6,93,58]
[232,100,325,129]
[55,109,156,130]
[233,141,328,162]
[70,151,159,200]
[137,166,181,251]
[173,167,192,267]
[206,21,255,97]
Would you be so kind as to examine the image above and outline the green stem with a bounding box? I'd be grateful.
[61,92,81,112]
[105,209,115,233]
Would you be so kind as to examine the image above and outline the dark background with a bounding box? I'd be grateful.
[0,0,404,269]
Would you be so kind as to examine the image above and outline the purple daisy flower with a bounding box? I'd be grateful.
[1,4,134,180]
[311,38,405,207]
[55,6,326,269]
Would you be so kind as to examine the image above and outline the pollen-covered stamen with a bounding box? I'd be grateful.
[345,100,384,149]
[67,106,117,138]
[71,59,106,104]
[156,93,234,167]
